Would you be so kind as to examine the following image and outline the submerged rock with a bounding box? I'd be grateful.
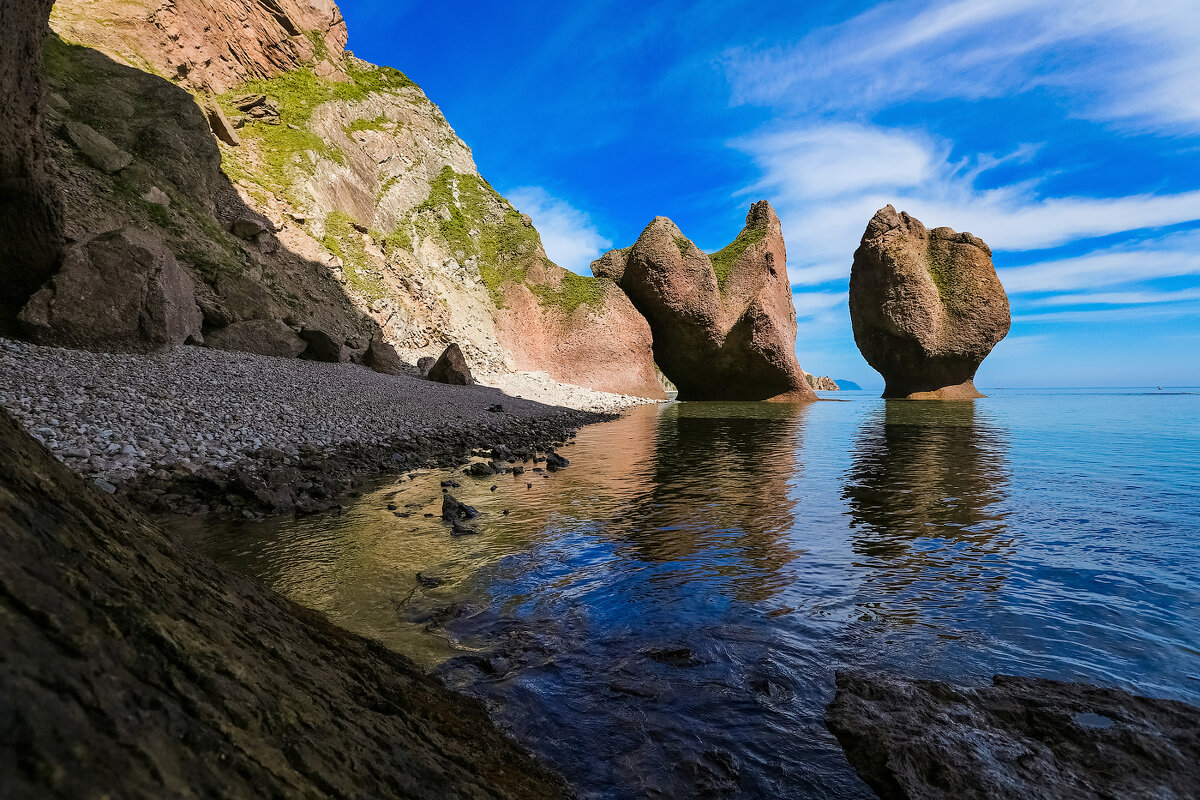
[593,201,815,401]
[427,343,473,386]
[827,671,1200,800]
[849,206,1010,399]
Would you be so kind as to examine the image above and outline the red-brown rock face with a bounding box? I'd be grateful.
[493,268,666,400]
[849,206,1010,400]
[593,201,815,402]
[50,0,348,93]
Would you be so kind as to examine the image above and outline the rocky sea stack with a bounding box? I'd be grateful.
[849,206,1010,399]
[593,201,815,402]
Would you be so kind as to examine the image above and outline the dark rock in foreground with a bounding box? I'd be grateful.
[827,671,1200,800]
[593,201,815,402]
[849,206,1010,399]
[0,408,568,798]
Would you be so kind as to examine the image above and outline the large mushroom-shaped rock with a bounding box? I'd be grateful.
[850,206,1010,399]
[18,227,202,351]
[593,201,814,401]
[827,671,1200,800]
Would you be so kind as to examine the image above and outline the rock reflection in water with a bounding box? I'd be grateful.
[842,401,1012,631]
[602,402,808,603]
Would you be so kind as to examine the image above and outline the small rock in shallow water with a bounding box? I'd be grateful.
[416,572,444,588]
[441,493,478,523]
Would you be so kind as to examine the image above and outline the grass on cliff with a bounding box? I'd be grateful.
[345,115,395,135]
[320,212,387,300]
[708,223,767,291]
[402,166,605,312]
[217,60,415,198]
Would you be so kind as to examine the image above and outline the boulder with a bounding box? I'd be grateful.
[417,355,436,376]
[231,216,268,239]
[298,327,349,362]
[18,228,202,350]
[363,335,406,375]
[827,671,1200,800]
[205,101,240,146]
[427,343,472,386]
[849,206,1010,399]
[60,120,133,174]
[592,201,815,401]
[204,319,306,358]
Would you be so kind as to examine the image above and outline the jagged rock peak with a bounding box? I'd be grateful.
[593,201,815,402]
[849,205,1010,400]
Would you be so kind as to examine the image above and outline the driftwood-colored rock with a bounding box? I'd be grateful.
[593,201,814,401]
[827,671,1200,800]
[0,407,569,798]
[849,206,1010,399]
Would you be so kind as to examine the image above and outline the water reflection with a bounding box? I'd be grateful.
[842,401,1012,629]
[600,402,808,602]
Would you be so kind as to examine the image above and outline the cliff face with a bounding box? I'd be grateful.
[33,0,661,397]
[50,0,349,93]
[0,0,63,334]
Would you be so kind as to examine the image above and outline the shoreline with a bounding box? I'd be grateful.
[0,337,653,517]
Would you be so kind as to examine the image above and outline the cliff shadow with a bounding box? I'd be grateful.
[17,35,415,370]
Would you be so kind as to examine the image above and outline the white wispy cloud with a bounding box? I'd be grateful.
[505,186,612,274]
[999,230,1200,293]
[736,123,1200,295]
[1027,288,1200,307]
[723,0,1200,135]
[1014,303,1200,324]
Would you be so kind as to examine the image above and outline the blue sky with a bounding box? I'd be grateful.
[341,0,1200,388]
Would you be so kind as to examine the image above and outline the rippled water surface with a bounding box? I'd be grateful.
[181,389,1200,798]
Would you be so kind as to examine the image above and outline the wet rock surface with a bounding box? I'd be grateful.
[0,407,569,798]
[0,338,611,518]
[827,671,1200,800]
[593,201,815,402]
[849,206,1010,399]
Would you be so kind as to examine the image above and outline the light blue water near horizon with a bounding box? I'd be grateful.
[181,388,1200,799]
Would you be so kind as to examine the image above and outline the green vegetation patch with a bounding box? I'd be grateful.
[345,115,394,135]
[530,271,607,314]
[320,211,387,300]
[708,223,767,291]
[217,60,415,198]
[402,166,605,312]
[305,30,331,62]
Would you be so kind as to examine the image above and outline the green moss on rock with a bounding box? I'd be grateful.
[216,60,415,198]
[708,223,767,291]
[320,211,386,300]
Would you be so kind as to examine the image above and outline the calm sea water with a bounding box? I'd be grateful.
[180,389,1200,799]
